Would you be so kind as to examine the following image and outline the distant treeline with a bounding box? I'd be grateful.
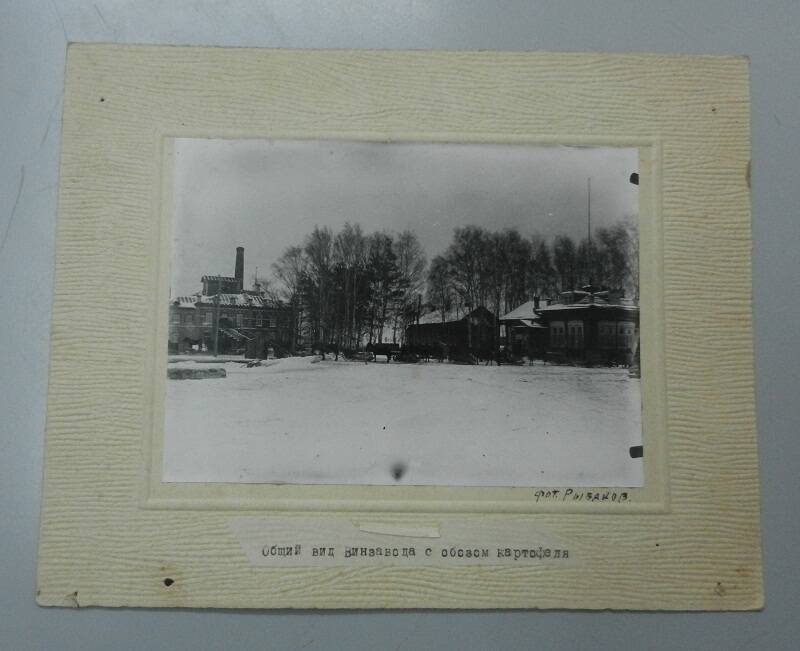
[268,220,638,349]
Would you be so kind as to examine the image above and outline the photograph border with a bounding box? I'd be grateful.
[147,134,666,513]
[37,45,761,610]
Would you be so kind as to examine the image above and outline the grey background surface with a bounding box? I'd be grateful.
[1,1,797,649]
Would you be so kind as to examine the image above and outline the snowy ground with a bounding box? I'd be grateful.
[163,356,643,487]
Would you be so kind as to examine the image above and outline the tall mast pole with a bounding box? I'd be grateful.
[587,177,591,244]
[587,177,593,291]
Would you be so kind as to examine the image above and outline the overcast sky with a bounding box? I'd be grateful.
[171,139,638,297]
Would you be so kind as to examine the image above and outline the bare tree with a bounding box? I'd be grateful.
[426,255,455,323]
[392,229,427,343]
[304,226,334,343]
[333,222,367,349]
[529,233,555,298]
[446,226,491,310]
[366,232,401,344]
[500,228,532,313]
[552,234,578,292]
[272,245,308,350]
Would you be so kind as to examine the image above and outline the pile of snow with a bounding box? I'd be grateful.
[168,367,227,380]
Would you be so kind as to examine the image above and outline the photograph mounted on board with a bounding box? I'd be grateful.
[164,139,643,487]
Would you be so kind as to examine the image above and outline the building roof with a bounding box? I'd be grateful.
[501,293,639,322]
[173,295,201,308]
[416,310,454,325]
[500,300,538,321]
[536,294,638,312]
[412,306,494,326]
[201,275,239,283]
[512,318,548,329]
[171,293,282,308]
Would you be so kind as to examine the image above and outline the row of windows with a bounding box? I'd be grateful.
[171,310,275,328]
[550,320,636,349]
[550,322,584,348]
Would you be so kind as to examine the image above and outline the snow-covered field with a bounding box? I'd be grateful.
[163,356,643,487]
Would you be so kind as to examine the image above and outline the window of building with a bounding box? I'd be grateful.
[264,316,272,328]
[203,310,212,325]
[567,320,584,349]
[550,321,565,347]
[170,310,179,324]
[236,313,243,327]
[617,322,634,350]
[598,320,615,349]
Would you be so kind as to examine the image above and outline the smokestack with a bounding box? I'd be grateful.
[235,247,244,286]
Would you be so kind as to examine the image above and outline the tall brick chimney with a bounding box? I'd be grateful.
[235,247,244,288]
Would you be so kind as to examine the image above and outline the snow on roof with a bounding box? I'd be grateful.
[537,298,638,312]
[500,300,538,321]
[512,318,547,329]
[202,275,238,282]
[415,309,459,325]
[501,293,639,318]
[211,293,262,306]
[577,294,609,305]
[173,295,200,308]
[172,294,283,308]
[414,306,492,326]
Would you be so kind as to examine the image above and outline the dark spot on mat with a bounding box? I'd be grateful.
[99,97,105,102]
[163,578,174,587]
[629,445,643,459]
[391,462,407,481]
[629,172,639,185]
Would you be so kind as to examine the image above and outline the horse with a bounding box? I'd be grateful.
[312,341,340,361]
[366,342,397,362]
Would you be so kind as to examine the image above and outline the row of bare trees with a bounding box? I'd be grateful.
[270,219,638,350]
[271,223,426,350]
[427,220,639,324]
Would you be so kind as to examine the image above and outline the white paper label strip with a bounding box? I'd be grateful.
[229,517,574,567]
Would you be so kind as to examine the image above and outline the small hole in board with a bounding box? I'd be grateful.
[99,97,105,102]
[629,445,643,459]
[163,578,174,587]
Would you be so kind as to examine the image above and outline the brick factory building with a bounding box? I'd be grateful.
[168,247,293,358]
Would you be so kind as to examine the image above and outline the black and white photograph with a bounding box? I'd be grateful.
[164,139,643,487]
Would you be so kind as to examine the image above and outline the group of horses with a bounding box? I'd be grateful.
[311,341,438,363]
[311,341,516,365]
[309,341,634,368]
